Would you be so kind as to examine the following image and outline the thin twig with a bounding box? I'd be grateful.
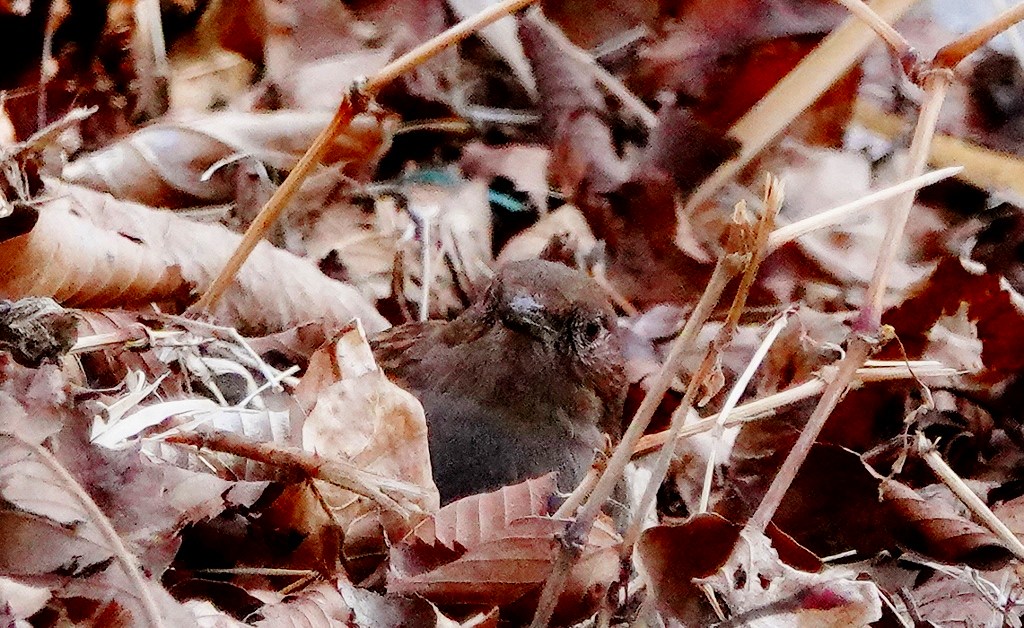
[531,534,580,628]
[853,100,1024,196]
[554,466,599,519]
[192,0,538,314]
[698,310,793,513]
[71,329,183,354]
[620,180,782,554]
[724,176,781,331]
[746,28,993,529]
[860,72,950,328]
[990,0,1024,67]
[631,361,956,458]
[191,98,359,313]
[576,255,743,523]
[419,216,432,322]
[933,2,1024,69]
[162,430,427,517]
[362,0,537,93]
[750,331,875,531]
[766,166,962,252]
[196,567,318,577]
[621,343,717,555]
[917,433,1024,560]
[831,0,913,58]
[682,0,918,213]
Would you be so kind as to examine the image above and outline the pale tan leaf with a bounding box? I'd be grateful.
[253,581,352,627]
[497,204,596,265]
[0,202,188,308]
[292,173,413,302]
[184,599,252,627]
[289,51,393,112]
[63,111,393,206]
[385,179,494,319]
[300,322,438,514]
[461,142,550,210]
[773,147,936,302]
[0,577,50,621]
[43,179,388,335]
[434,180,494,295]
[699,528,883,628]
[96,399,295,481]
[342,582,443,627]
[151,406,297,481]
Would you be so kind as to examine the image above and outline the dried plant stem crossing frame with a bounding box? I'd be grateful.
[533,3,1024,623]
[191,0,539,314]
[751,0,1024,535]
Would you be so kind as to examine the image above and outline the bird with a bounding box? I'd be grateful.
[371,259,627,504]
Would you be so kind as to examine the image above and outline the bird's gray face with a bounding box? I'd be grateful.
[497,286,617,360]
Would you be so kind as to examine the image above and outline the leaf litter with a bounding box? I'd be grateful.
[3,0,1024,625]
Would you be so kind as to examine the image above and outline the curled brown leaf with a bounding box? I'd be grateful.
[881,478,1013,570]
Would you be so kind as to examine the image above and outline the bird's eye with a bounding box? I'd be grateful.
[581,319,604,343]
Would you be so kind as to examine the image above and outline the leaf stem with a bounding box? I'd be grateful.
[17,436,165,628]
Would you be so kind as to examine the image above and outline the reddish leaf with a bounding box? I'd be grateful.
[634,0,845,101]
[882,256,1024,380]
[637,513,742,624]
[766,523,823,573]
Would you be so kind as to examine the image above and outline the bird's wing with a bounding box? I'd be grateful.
[369,320,447,376]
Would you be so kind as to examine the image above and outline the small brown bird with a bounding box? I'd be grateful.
[371,259,627,504]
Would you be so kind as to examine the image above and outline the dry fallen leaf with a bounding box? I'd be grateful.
[637,513,743,624]
[252,580,354,627]
[883,256,1024,383]
[0,434,196,625]
[881,478,1013,571]
[701,526,883,627]
[389,474,619,621]
[64,110,394,207]
[0,199,188,308]
[298,321,438,514]
[43,179,389,335]
[3,0,1024,625]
